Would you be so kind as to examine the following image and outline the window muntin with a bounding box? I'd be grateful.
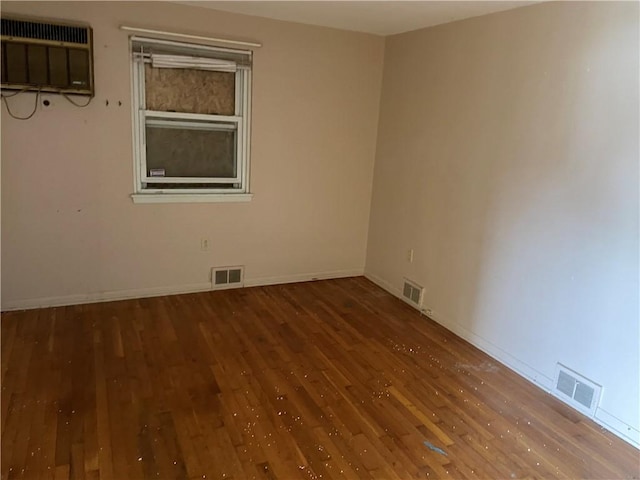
[131,37,251,195]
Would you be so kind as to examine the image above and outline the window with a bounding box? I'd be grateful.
[130,37,252,203]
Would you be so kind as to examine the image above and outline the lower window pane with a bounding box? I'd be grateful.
[145,120,237,179]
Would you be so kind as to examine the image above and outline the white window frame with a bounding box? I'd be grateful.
[129,36,253,203]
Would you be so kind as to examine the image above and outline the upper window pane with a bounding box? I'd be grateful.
[144,64,235,115]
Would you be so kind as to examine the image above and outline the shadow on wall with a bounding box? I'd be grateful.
[366,1,639,436]
[466,9,639,390]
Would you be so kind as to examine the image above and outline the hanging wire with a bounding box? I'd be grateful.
[1,87,92,119]
[62,93,92,107]
[1,88,41,120]
[1,87,31,98]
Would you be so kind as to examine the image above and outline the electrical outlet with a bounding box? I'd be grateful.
[424,308,433,317]
[201,238,210,251]
[407,249,414,263]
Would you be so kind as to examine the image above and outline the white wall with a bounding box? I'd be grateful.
[1,1,384,308]
[365,1,639,444]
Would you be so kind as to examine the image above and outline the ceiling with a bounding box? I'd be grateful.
[181,1,540,36]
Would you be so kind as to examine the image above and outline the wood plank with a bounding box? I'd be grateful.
[2,277,638,479]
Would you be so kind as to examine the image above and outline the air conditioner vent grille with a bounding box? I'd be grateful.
[1,18,88,44]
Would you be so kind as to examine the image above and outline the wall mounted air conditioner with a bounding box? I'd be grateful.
[1,16,94,96]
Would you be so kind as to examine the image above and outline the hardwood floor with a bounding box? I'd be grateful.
[1,277,638,479]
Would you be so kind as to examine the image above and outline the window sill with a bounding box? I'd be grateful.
[131,193,253,204]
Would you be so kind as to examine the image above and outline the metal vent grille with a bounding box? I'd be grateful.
[1,18,88,44]
[557,370,576,397]
[212,266,244,290]
[554,364,601,416]
[228,268,242,284]
[215,270,228,285]
[574,383,595,409]
[402,279,423,308]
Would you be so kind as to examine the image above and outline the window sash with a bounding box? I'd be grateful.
[142,116,243,184]
[131,36,252,68]
[131,39,251,194]
[144,110,242,123]
[150,53,237,72]
[145,118,237,131]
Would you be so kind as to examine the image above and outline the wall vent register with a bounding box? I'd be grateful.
[212,266,244,290]
[554,364,602,416]
[402,279,423,308]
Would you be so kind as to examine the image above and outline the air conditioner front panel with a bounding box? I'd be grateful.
[1,16,94,96]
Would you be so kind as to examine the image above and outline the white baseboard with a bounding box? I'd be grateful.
[245,268,363,288]
[1,268,365,311]
[363,271,639,449]
[430,310,555,391]
[594,407,640,448]
[364,271,401,296]
[1,282,214,311]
